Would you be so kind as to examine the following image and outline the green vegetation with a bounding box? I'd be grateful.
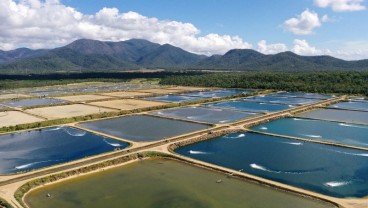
[160,71,368,95]
[0,197,13,208]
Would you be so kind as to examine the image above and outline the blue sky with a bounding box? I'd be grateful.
[0,0,367,59]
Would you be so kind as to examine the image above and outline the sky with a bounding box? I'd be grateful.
[0,0,367,60]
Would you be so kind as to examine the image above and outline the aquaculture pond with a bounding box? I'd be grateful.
[175,132,368,198]
[268,92,333,99]
[329,101,368,112]
[299,109,368,125]
[203,100,291,112]
[251,117,368,148]
[78,115,210,142]
[350,97,368,103]
[243,96,321,105]
[182,89,253,98]
[0,127,129,174]
[0,98,65,108]
[25,159,335,208]
[151,107,258,124]
[144,95,204,103]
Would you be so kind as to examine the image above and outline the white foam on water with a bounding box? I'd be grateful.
[302,134,322,138]
[282,141,304,146]
[288,105,295,107]
[44,127,62,131]
[321,148,368,157]
[339,123,368,129]
[189,150,210,155]
[250,163,319,175]
[103,139,123,147]
[225,133,246,139]
[219,120,231,123]
[64,128,87,137]
[324,181,351,187]
[259,126,268,130]
[15,160,55,170]
[259,102,266,105]
[293,118,302,121]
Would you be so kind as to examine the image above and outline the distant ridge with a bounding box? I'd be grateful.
[0,39,367,73]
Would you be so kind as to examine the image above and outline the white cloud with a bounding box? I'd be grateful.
[283,9,322,35]
[314,0,366,12]
[0,0,251,55]
[292,39,323,55]
[257,40,288,54]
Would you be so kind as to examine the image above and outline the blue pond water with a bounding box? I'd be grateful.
[299,109,368,125]
[351,98,368,103]
[243,96,321,105]
[78,115,210,142]
[151,107,258,124]
[182,89,253,98]
[329,101,368,112]
[0,98,65,108]
[251,117,368,148]
[203,100,292,113]
[0,127,129,174]
[175,132,368,198]
[268,92,334,99]
[144,95,204,103]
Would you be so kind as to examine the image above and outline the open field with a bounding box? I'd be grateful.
[99,91,152,98]
[55,94,114,102]
[25,104,116,119]
[0,111,45,127]
[89,99,167,110]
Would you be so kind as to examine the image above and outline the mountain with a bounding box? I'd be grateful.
[0,39,368,73]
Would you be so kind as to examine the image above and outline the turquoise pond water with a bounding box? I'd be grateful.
[329,101,368,112]
[0,127,129,174]
[175,132,368,198]
[251,117,368,148]
[151,107,258,124]
[351,98,368,103]
[299,109,368,124]
[268,92,334,99]
[203,100,292,112]
[0,98,65,107]
[78,115,210,142]
[144,95,204,103]
[182,89,253,98]
[243,96,321,105]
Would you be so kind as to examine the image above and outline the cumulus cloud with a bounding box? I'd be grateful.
[283,9,322,35]
[0,0,251,55]
[292,39,323,55]
[314,0,366,12]
[257,40,288,54]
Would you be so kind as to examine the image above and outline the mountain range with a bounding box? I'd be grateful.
[1,39,367,73]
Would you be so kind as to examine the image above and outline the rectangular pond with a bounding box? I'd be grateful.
[175,132,368,198]
[243,96,321,105]
[299,109,368,124]
[144,95,204,103]
[0,127,129,174]
[25,158,335,208]
[0,98,65,108]
[182,89,253,98]
[151,107,258,124]
[329,101,368,112]
[251,117,368,148]
[203,100,292,113]
[78,115,210,142]
[350,97,368,103]
[268,92,334,100]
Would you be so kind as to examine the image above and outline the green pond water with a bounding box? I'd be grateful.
[25,159,335,208]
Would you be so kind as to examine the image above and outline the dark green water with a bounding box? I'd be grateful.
[25,159,335,208]
[176,132,368,198]
[79,115,210,142]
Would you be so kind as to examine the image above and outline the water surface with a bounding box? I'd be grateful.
[0,127,128,174]
[151,107,258,124]
[144,95,204,103]
[183,89,252,98]
[203,100,291,112]
[25,159,335,208]
[329,101,368,112]
[243,96,321,105]
[252,117,368,148]
[78,115,210,142]
[176,132,368,198]
[269,92,333,99]
[0,98,65,108]
[299,109,368,124]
